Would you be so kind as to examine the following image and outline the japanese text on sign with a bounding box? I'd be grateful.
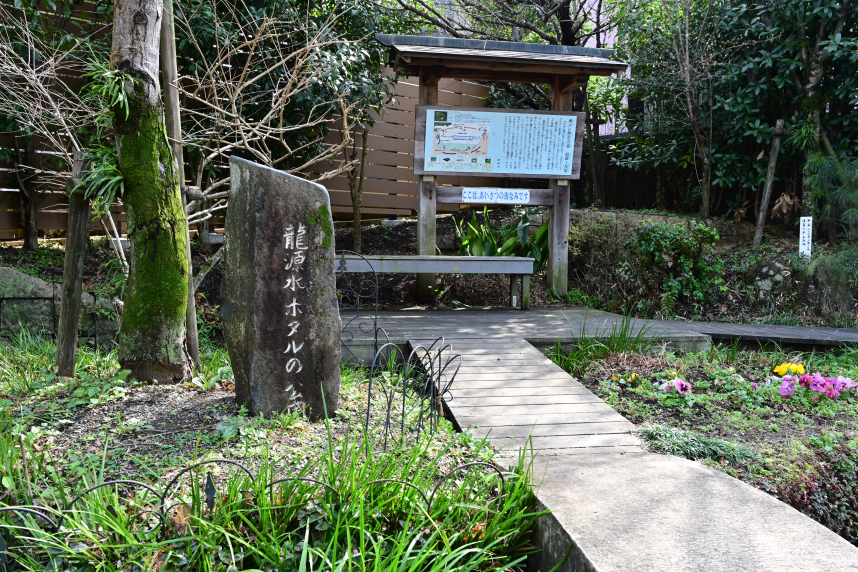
[461,188,531,204]
[424,109,576,176]
[799,217,812,257]
[283,222,308,373]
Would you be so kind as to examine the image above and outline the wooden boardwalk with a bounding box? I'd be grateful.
[344,308,858,571]
[349,308,858,455]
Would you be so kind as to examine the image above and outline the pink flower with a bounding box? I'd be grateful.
[810,373,826,392]
[779,378,795,398]
[660,377,691,394]
[838,376,857,390]
[752,382,758,391]
[798,375,813,388]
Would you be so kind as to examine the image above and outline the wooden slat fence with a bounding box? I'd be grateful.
[0,70,496,238]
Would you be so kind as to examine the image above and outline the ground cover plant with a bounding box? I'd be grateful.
[0,333,541,570]
[548,332,858,545]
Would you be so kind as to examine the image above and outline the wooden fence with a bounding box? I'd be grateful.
[0,71,497,239]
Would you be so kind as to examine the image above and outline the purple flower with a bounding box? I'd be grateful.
[660,377,691,394]
[779,378,795,398]
[752,382,758,391]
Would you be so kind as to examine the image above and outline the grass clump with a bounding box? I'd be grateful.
[636,423,757,469]
[0,425,540,571]
[547,313,658,378]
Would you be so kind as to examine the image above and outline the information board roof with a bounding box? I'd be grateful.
[376,34,627,81]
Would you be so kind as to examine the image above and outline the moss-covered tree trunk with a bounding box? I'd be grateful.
[111,0,190,382]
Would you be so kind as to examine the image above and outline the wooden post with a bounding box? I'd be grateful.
[753,119,785,248]
[510,274,521,308]
[161,0,200,365]
[547,75,575,297]
[417,68,440,301]
[56,152,90,376]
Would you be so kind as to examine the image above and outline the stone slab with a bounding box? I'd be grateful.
[526,451,858,572]
[223,157,340,420]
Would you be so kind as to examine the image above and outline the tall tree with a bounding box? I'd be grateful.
[111,0,190,382]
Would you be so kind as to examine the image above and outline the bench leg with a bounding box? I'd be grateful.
[522,275,530,310]
[510,274,521,308]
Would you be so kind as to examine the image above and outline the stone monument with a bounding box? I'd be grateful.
[222,157,340,420]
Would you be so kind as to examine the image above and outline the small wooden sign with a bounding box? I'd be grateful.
[414,105,585,179]
[436,187,554,205]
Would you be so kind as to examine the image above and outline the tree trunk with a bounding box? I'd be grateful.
[19,195,38,250]
[350,128,369,253]
[13,137,40,250]
[753,119,784,247]
[112,0,190,382]
[700,153,711,219]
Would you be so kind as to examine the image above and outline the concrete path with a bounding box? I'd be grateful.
[345,308,858,571]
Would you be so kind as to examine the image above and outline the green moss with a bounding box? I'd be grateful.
[115,104,189,372]
[308,204,333,250]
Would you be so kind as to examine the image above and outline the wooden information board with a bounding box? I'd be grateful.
[414,105,586,179]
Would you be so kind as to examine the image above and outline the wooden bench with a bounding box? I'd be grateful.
[335,255,533,309]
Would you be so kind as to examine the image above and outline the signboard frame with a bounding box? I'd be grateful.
[414,105,586,179]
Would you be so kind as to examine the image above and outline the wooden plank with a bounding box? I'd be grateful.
[436,187,554,205]
[438,78,492,98]
[456,411,626,426]
[451,394,603,406]
[331,206,411,216]
[369,107,415,127]
[329,190,417,210]
[470,421,634,439]
[490,433,640,450]
[325,177,417,195]
[453,402,618,416]
[452,388,595,399]
[336,255,534,274]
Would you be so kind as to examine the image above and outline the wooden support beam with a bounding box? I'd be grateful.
[561,74,590,93]
[56,151,89,377]
[417,71,439,301]
[547,75,574,297]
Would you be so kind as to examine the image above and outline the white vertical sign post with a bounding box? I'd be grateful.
[799,217,813,257]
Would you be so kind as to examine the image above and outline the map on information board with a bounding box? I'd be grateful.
[422,108,577,177]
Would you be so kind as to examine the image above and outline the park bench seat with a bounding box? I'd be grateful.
[335,255,533,309]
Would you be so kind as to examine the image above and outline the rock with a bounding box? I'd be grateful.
[744,261,792,299]
[222,157,341,420]
[0,266,54,298]
[800,253,856,314]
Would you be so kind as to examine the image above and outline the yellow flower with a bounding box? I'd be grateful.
[774,362,805,376]
[612,374,619,381]
[631,373,638,380]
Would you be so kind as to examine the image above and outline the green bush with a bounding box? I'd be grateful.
[626,221,724,312]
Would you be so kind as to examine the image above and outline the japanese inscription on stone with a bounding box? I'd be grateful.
[222,157,340,421]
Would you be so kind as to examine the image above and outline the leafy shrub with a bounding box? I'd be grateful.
[454,208,548,273]
[626,221,724,310]
[757,437,858,546]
